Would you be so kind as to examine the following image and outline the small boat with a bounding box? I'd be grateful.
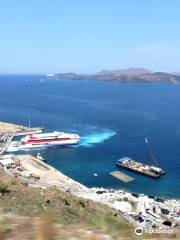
[36,152,46,162]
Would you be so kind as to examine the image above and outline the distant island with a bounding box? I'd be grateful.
[47,68,180,83]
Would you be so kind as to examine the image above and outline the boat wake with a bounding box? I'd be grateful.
[79,129,116,147]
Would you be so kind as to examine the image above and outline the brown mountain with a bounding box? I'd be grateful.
[50,68,180,83]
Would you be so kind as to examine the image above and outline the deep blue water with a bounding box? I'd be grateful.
[0,75,180,199]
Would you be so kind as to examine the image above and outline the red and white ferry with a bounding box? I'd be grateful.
[19,131,80,149]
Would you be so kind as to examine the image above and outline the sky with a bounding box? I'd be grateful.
[0,0,180,74]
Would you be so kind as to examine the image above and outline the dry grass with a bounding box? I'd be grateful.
[0,172,179,240]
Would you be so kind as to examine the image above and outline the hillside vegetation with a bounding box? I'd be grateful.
[0,172,179,239]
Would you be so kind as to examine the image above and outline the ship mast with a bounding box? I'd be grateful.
[145,137,158,167]
[28,115,31,128]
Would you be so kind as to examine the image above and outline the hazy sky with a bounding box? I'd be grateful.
[0,0,180,73]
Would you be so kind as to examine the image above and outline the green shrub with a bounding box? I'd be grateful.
[0,182,9,194]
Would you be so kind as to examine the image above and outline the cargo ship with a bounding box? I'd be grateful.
[116,138,165,178]
[18,131,80,149]
[116,157,165,178]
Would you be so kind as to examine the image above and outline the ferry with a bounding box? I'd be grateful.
[18,131,80,149]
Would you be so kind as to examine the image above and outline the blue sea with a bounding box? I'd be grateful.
[0,75,180,199]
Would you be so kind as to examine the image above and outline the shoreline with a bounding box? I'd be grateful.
[0,121,180,229]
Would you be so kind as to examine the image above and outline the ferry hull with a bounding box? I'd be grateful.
[19,140,79,150]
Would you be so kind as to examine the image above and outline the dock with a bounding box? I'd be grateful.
[0,123,44,155]
[13,127,43,136]
[110,171,134,182]
[1,154,87,193]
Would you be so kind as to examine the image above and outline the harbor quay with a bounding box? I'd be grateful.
[0,121,179,233]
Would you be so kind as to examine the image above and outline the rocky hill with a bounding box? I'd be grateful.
[0,171,133,240]
[0,172,179,240]
[49,68,180,83]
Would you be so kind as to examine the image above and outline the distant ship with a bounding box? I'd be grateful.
[18,131,80,149]
[46,73,55,77]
